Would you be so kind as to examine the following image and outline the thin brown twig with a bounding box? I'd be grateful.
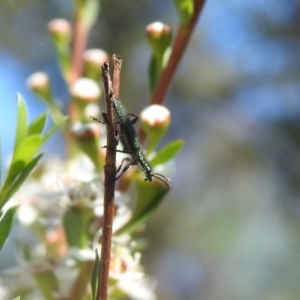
[112,54,122,98]
[112,56,132,192]
[97,62,117,300]
[151,0,206,105]
[70,5,88,83]
[139,0,206,142]
[68,3,88,126]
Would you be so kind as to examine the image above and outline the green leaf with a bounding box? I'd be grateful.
[0,135,43,207]
[12,297,20,300]
[0,114,66,208]
[14,93,28,151]
[150,139,184,167]
[81,0,100,30]
[0,206,18,250]
[63,207,84,247]
[33,269,58,300]
[63,206,91,248]
[7,135,44,181]
[28,112,47,135]
[115,182,169,236]
[43,116,69,142]
[0,154,43,208]
[91,249,100,300]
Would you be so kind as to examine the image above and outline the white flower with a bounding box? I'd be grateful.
[109,247,156,300]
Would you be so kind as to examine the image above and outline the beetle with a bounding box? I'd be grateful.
[91,98,170,188]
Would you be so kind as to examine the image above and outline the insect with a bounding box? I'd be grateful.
[91,98,170,188]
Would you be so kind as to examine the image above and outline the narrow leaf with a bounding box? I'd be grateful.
[14,93,28,151]
[0,154,43,208]
[43,116,69,142]
[7,135,44,182]
[0,206,18,250]
[81,0,100,30]
[116,182,168,236]
[0,135,43,206]
[91,249,100,300]
[28,112,47,135]
[150,139,184,167]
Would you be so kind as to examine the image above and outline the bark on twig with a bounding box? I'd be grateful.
[70,7,87,83]
[97,61,117,300]
[112,54,122,98]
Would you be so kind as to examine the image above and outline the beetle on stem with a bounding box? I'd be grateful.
[91,98,170,188]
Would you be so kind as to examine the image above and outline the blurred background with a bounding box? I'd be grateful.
[1,0,300,299]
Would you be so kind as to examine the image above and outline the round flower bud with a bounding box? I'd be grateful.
[146,22,172,56]
[140,105,171,154]
[27,72,51,102]
[141,104,170,127]
[47,19,71,45]
[83,49,109,68]
[83,49,109,80]
[70,78,101,103]
[70,78,101,120]
[71,122,103,170]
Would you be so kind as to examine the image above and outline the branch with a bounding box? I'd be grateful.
[112,55,132,191]
[139,0,206,141]
[97,62,116,300]
[70,5,88,83]
[151,0,206,105]
[112,54,122,98]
